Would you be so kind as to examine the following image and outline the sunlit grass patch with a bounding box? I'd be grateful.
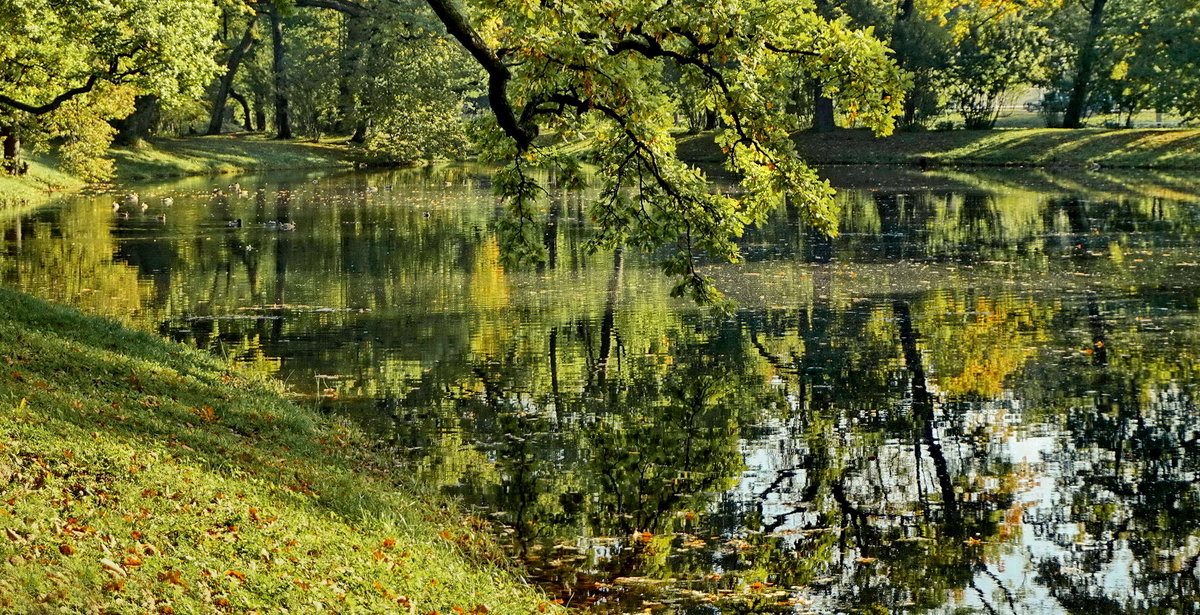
[111,135,358,181]
[677,128,1200,169]
[0,155,86,211]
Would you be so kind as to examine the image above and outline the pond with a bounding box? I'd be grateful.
[2,165,1198,614]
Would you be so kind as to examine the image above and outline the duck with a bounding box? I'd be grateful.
[226,219,242,228]
[112,202,121,212]
[140,202,149,212]
[155,214,167,222]
[366,186,378,193]
[122,193,139,206]
[118,212,130,219]
[264,220,279,228]
[161,197,174,207]
[279,221,296,231]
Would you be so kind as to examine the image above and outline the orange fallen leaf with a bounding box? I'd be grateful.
[158,569,189,589]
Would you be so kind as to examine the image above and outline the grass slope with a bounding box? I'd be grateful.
[676,128,1200,169]
[0,156,87,210]
[111,135,357,181]
[0,289,553,614]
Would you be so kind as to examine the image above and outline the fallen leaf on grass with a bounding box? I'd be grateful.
[101,558,126,578]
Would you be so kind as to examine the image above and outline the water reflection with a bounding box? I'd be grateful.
[1,166,1199,614]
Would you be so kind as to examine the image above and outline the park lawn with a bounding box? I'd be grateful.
[676,128,1200,169]
[0,288,555,614]
[111,134,358,181]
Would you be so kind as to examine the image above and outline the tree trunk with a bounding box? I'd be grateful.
[337,13,370,136]
[809,0,836,133]
[891,0,918,126]
[811,81,836,133]
[207,18,258,136]
[113,95,161,144]
[350,121,367,144]
[229,89,254,131]
[254,104,267,132]
[270,8,293,140]
[1063,0,1108,129]
[1,127,23,175]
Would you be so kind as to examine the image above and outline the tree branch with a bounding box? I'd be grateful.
[0,54,128,116]
[423,0,536,149]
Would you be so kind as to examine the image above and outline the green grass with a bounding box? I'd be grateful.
[111,134,358,181]
[0,155,86,210]
[676,128,1200,169]
[0,289,556,614]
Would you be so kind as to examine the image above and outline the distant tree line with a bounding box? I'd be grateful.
[793,0,1200,131]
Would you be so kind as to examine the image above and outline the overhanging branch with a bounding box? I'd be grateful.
[0,74,103,116]
[423,0,536,149]
[0,53,130,116]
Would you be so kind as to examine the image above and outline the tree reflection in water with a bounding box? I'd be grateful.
[1,166,1198,613]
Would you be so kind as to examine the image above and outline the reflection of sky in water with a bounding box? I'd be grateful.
[2,166,1199,614]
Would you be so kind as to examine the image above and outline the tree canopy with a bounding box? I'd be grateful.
[428,0,906,301]
[0,0,221,177]
[4,0,1200,298]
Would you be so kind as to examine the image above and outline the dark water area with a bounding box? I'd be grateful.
[2,165,1199,614]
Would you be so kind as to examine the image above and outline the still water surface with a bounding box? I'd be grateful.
[2,166,1199,614]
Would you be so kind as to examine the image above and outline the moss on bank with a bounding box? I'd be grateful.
[112,134,358,181]
[0,289,554,614]
[677,128,1200,169]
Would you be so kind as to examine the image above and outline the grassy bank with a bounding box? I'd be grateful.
[0,289,554,614]
[677,127,1200,169]
[0,155,87,210]
[111,134,358,181]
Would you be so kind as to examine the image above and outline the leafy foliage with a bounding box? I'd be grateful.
[0,0,222,178]
[938,5,1052,129]
[441,0,906,303]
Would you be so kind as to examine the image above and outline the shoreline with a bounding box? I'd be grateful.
[5,126,1198,213]
[0,288,556,613]
[676,127,1200,170]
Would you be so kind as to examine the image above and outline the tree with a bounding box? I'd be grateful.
[1063,0,1111,128]
[424,0,906,303]
[207,14,260,135]
[1091,0,1200,125]
[939,3,1051,129]
[0,0,221,178]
